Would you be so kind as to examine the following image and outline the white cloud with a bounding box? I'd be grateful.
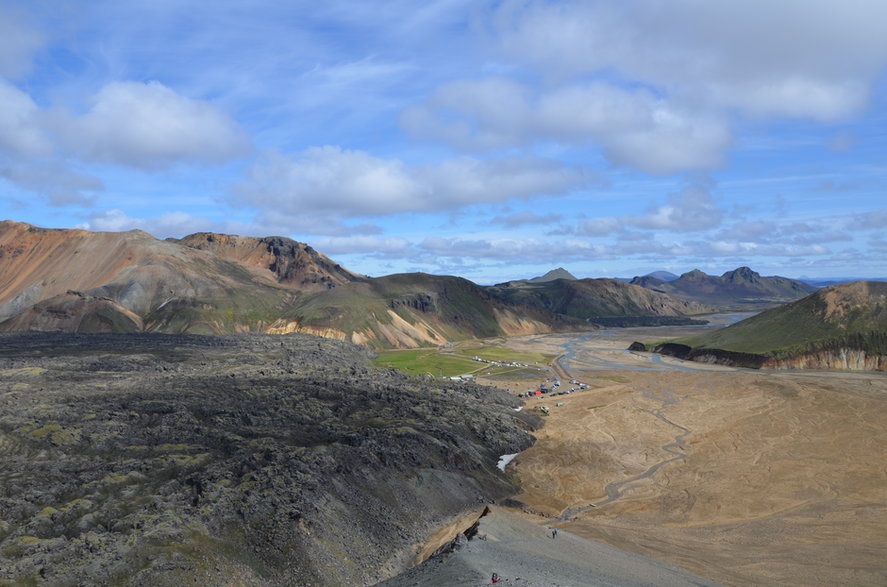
[0,77,251,205]
[490,0,887,120]
[249,208,384,238]
[573,182,724,235]
[399,0,887,176]
[0,80,51,158]
[401,77,532,150]
[0,161,101,206]
[232,146,594,218]
[403,79,731,174]
[577,217,621,236]
[538,84,731,173]
[311,235,410,255]
[59,81,251,169]
[628,184,723,231]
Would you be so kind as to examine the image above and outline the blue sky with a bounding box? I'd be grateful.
[2,0,886,283]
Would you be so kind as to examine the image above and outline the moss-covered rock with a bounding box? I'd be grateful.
[0,332,532,585]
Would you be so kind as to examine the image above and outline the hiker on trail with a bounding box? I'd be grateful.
[552,527,558,538]
[492,572,500,583]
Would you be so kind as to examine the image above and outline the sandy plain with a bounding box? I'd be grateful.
[477,321,887,586]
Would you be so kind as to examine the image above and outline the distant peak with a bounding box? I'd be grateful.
[529,267,577,282]
[644,270,679,282]
[723,266,761,282]
[681,269,708,279]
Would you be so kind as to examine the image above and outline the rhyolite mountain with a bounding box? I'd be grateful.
[645,281,887,370]
[630,266,817,309]
[0,222,597,347]
[174,231,364,289]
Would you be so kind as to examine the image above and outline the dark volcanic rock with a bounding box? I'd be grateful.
[652,342,693,360]
[0,332,532,585]
[627,341,647,352]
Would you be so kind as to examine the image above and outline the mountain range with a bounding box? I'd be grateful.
[1,221,836,348]
[488,276,710,326]
[629,266,817,309]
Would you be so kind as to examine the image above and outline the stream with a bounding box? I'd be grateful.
[545,316,752,520]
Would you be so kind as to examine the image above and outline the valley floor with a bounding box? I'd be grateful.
[483,327,887,586]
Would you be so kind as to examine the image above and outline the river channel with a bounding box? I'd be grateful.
[539,314,754,519]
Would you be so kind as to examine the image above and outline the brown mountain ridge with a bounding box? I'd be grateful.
[0,221,721,347]
[0,221,595,346]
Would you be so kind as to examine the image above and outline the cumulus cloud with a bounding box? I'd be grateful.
[572,182,724,236]
[58,81,251,169]
[232,147,594,218]
[403,79,731,174]
[401,77,532,151]
[576,217,621,236]
[400,0,887,176]
[0,80,51,158]
[628,184,723,230]
[0,76,250,205]
[490,0,887,120]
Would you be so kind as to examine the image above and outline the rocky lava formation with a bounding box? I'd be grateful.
[0,332,538,585]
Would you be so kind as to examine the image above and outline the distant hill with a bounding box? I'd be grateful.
[0,221,589,347]
[613,270,678,284]
[272,272,590,347]
[644,270,679,281]
[487,278,711,326]
[647,281,887,370]
[630,266,817,309]
[528,267,577,282]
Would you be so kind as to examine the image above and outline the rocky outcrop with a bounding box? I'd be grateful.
[764,349,886,371]
[388,292,439,314]
[176,232,363,290]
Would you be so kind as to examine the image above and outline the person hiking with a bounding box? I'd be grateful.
[552,527,558,538]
